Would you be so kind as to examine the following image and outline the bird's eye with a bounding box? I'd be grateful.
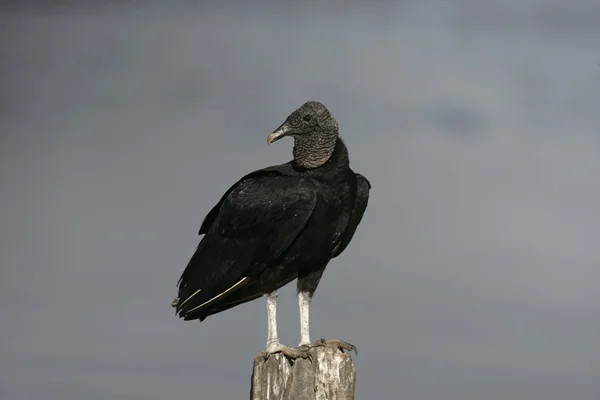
[303,115,312,122]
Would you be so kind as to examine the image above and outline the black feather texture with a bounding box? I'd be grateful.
[174,101,371,322]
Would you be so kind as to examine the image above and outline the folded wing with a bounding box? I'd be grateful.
[175,171,317,320]
[331,173,371,258]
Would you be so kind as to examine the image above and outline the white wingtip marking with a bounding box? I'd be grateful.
[186,277,248,314]
[178,288,202,309]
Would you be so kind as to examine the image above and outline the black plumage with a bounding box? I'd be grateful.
[172,101,370,353]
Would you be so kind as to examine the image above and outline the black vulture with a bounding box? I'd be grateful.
[172,101,371,357]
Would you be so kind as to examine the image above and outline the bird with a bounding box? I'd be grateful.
[172,101,371,358]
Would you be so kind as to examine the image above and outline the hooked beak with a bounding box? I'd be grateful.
[267,123,292,145]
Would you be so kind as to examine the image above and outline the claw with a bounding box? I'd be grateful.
[278,345,312,361]
[255,339,357,363]
[314,338,357,356]
[261,343,313,362]
[254,351,269,363]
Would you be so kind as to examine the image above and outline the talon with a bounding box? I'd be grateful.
[314,339,357,356]
[254,351,269,362]
[265,344,312,361]
[279,346,312,361]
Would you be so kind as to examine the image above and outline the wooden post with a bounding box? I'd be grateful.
[250,340,356,400]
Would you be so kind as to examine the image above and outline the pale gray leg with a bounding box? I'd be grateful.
[265,291,281,352]
[259,290,312,360]
[298,290,312,346]
[296,268,325,347]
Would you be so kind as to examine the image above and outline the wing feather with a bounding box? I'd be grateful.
[176,171,317,320]
[331,173,371,258]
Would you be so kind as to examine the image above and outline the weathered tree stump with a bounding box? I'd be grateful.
[250,340,356,400]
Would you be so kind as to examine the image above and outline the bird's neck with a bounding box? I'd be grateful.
[293,133,339,170]
[294,135,349,169]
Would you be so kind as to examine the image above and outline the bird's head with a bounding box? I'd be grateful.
[267,101,339,145]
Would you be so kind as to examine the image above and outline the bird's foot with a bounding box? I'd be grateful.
[313,338,358,356]
[255,342,312,362]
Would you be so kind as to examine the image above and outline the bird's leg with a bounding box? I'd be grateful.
[265,291,280,352]
[298,289,312,347]
[294,270,357,355]
[297,269,324,348]
[258,290,312,361]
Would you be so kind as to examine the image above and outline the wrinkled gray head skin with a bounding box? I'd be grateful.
[267,101,339,145]
[267,101,341,169]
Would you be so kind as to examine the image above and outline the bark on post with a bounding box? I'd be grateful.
[250,341,356,400]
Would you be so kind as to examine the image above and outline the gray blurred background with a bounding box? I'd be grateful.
[1,1,599,399]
